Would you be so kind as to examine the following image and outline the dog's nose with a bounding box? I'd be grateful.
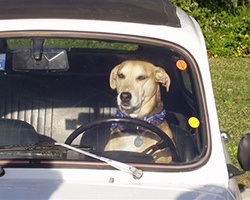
[120,92,132,103]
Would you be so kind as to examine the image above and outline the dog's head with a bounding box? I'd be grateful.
[110,60,171,117]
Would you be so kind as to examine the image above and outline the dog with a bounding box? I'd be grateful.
[104,60,174,163]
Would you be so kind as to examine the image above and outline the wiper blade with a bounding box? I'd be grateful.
[55,142,143,180]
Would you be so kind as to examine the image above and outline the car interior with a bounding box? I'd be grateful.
[0,38,203,164]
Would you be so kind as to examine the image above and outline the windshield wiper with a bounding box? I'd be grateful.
[55,142,143,180]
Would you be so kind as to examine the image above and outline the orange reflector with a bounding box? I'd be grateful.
[176,59,187,70]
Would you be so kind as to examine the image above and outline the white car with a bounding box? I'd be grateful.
[0,0,249,199]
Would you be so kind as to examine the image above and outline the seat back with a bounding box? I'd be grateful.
[0,119,54,146]
[170,124,198,162]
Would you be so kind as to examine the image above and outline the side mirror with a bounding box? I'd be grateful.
[237,133,250,171]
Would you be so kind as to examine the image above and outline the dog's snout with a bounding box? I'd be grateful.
[120,92,132,103]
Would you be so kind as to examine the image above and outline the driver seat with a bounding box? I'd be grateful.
[170,124,198,162]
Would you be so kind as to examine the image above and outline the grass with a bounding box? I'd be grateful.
[209,58,250,188]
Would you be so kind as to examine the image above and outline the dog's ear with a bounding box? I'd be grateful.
[109,65,120,89]
[155,67,171,92]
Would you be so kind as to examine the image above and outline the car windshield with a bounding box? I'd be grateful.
[0,37,207,170]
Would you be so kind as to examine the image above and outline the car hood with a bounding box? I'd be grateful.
[1,179,235,200]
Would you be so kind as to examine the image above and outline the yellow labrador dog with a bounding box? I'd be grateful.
[105,60,174,163]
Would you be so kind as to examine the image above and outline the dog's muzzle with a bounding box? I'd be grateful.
[120,92,132,105]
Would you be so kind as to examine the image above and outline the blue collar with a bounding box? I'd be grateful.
[111,108,167,130]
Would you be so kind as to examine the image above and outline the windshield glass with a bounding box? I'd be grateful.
[0,37,206,169]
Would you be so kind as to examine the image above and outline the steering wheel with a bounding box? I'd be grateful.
[65,118,179,161]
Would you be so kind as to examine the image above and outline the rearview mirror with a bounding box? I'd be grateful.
[12,49,69,71]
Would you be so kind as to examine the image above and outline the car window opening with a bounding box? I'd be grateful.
[0,37,204,168]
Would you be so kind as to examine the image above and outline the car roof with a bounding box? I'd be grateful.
[0,0,180,27]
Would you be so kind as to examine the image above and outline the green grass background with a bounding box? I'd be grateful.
[209,58,250,188]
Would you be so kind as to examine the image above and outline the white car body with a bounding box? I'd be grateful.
[0,1,249,199]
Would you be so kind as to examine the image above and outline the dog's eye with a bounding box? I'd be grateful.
[118,73,125,79]
[137,75,147,81]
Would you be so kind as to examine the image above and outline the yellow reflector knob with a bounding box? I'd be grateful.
[188,117,200,128]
